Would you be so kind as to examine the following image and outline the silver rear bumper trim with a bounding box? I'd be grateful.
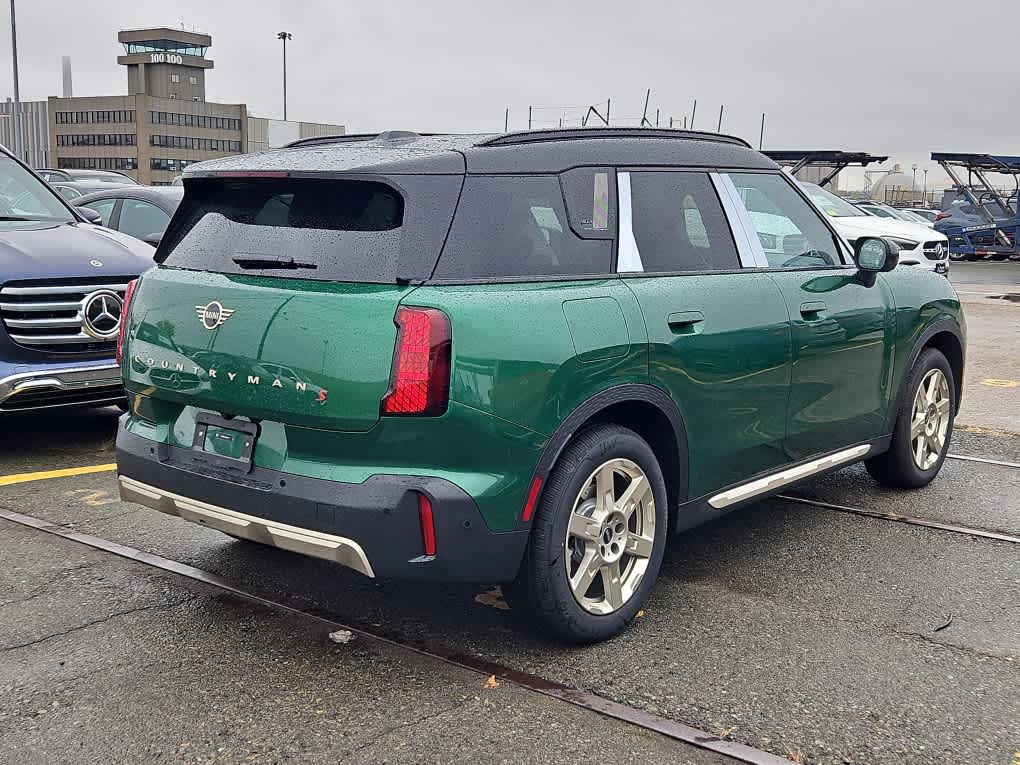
[118,475,376,578]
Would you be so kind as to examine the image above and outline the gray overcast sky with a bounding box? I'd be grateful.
[3,0,1018,187]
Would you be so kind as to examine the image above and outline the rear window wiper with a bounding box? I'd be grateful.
[232,256,318,270]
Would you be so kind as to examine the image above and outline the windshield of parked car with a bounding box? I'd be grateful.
[0,157,76,225]
[799,182,866,218]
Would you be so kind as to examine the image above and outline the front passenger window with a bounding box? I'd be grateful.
[727,173,845,269]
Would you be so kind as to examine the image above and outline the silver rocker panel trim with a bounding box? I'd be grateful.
[708,444,872,510]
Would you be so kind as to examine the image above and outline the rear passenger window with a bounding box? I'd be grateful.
[628,172,740,272]
[434,176,612,279]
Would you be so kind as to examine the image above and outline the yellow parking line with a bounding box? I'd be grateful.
[0,463,117,487]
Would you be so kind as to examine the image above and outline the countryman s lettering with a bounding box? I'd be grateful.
[115,129,965,643]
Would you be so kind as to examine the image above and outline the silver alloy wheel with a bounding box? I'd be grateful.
[910,368,951,470]
[564,458,655,615]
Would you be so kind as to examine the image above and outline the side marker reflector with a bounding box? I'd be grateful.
[521,477,543,522]
[419,494,437,556]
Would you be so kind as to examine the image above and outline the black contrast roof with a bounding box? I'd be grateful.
[184,128,776,178]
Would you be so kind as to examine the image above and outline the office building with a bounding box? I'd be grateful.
[2,27,344,184]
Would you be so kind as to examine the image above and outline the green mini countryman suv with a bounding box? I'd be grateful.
[115,128,965,643]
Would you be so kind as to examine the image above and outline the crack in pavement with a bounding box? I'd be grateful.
[888,627,1018,663]
[0,595,199,652]
[0,560,107,608]
[341,697,476,758]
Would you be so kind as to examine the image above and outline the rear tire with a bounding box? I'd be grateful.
[505,424,669,644]
[865,348,955,489]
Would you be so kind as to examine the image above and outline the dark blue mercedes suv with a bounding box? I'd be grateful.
[0,146,153,413]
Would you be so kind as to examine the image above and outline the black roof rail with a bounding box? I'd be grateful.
[479,127,752,149]
[283,133,381,149]
[284,131,445,149]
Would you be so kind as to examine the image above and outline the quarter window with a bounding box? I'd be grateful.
[85,198,118,226]
[627,172,740,272]
[434,176,612,279]
[726,173,845,269]
[118,199,170,239]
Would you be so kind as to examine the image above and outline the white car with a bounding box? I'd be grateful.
[799,183,949,276]
[904,207,939,224]
[854,200,936,228]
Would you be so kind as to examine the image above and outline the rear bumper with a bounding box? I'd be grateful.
[0,361,124,412]
[116,426,530,583]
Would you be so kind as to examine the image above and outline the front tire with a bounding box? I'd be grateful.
[866,348,955,489]
[506,424,669,643]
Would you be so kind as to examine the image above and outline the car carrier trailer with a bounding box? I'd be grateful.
[931,152,1019,260]
[764,150,888,189]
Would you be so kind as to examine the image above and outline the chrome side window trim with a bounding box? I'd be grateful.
[714,173,771,268]
[615,171,644,273]
[711,172,766,269]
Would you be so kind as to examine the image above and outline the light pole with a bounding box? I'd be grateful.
[9,0,22,162]
[277,32,292,121]
[911,163,918,195]
[923,168,929,204]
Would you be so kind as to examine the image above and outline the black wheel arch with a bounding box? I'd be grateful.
[889,319,965,432]
[523,384,689,533]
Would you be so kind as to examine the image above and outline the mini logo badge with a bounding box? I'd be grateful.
[89,259,103,268]
[195,301,235,330]
[81,289,123,340]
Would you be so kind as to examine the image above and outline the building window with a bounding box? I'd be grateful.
[189,76,198,86]
[170,73,180,83]
[150,158,196,172]
[169,93,178,100]
[148,112,242,132]
[55,110,135,125]
[149,134,243,153]
[56,134,136,147]
[57,157,137,171]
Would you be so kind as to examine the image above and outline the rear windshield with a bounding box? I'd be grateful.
[158,176,461,282]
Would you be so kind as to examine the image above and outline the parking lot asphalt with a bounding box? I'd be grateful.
[2,517,725,765]
[950,261,1020,434]
[1,261,1019,765]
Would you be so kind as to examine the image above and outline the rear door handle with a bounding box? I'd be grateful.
[799,301,827,319]
[667,311,705,333]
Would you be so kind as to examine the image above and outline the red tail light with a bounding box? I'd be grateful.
[934,212,950,221]
[381,306,451,416]
[418,494,437,556]
[116,278,138,366]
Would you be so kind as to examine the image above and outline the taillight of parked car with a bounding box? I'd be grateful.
[116,278,138,366]
[934,212,951,222]
[381,306,451,416]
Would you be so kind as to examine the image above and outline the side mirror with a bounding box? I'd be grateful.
[78,207,103,225]
[142,232,162,247]
[853,237,899,286]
